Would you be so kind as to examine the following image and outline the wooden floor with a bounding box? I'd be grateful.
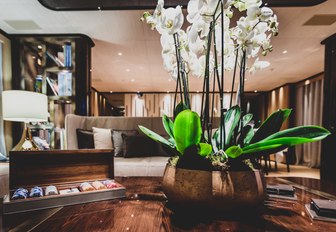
[266,163,320,179]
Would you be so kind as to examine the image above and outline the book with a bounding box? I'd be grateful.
[58,72,72,96]
[266,184,295,197]
[46,76,59,96]
[305,204,336,223]
[63,43,72,68]
[311,199,336,218]
[46,51,64,67]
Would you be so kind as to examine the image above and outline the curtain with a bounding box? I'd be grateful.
[0,42,7,156]
[295,77,324,168]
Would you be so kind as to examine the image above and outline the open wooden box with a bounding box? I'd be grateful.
[3,149,126,214]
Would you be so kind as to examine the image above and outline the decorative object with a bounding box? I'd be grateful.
[45,185,58,196]
[2,90,49,151]
[140,0,330,211]
[29,186,43,198]
[3,150,126,214]
[92,127,113,149]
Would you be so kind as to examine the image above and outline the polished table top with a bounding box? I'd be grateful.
[2,176,336,232]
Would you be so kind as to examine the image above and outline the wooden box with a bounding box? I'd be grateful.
[3,149,125,214]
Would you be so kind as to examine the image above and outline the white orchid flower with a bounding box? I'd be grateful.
[160,6,184,35]
[160,32,175,53]
[162,52,177,73]
[243,0,262,8]
[260,7,273,21]
[246,6,261,20]
[154,0,164,17]
[187,0,203,23]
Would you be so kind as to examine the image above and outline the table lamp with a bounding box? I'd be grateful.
[2,90,49,151]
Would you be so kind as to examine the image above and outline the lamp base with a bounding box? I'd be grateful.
[12,123,40,151]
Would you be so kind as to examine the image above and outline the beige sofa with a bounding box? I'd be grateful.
[65,114,170,177]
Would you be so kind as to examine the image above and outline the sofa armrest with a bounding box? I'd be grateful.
[65,114,86,150]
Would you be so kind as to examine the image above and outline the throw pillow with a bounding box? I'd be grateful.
[122,134,157,158]
[92,127,113,149]
[76,129,94,149]
[112,130,138,157]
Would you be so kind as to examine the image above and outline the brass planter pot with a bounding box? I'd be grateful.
[162,165,266,212]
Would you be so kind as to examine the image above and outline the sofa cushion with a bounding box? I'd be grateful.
[122,134,157,158]
[92,127,113,149]
[112,129,138,157]
[76,129,94,149]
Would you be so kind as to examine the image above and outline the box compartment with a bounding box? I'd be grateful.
[3,149,125,214]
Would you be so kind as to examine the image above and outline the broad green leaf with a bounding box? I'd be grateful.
[162,114,174,139]
[138,125,174,148]
[242,113,253,127]
[173,110,202,155]
[242,126,330,154]
[198,143,212,157]
[243,125,254,145]
[240,145,287,158]
[168,137,176,146]
[250,109,292,143]
[225,146,243,158]
[174,102,188,118]
[260,125,330,142]
[212,129,220,153]
[242,144,285,155]
[224,105,241,147]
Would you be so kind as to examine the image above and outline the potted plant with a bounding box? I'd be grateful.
[139,0,330,211]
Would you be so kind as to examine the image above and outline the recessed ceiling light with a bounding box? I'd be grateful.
[118,52,123,56]
[244,78,247,81]
[282,50,288,54]
[38,45,42,49]
[131,79,135,82]
[126,68,130,72]
[167,91,170,93]
[196,91,199,93]
[254,90,258,93]
[305,80,310,85]
[110,91,113,93]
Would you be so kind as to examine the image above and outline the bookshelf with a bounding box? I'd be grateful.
[11,34,94,149]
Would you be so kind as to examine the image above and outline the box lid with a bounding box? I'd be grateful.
[9,149,114,189]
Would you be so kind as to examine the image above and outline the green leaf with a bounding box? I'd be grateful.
[138,125,174,148]
[242,126,330,155]
[225,146,243,158]
[162,114,174,139]
[173,110,202,155]
[250,109,292,143]
[242,113,253,127]
[224,105,241,147]
[174,102,188,118]
[243,125,254,145]
[198,143,212,157]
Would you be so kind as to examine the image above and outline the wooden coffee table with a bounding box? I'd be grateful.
[2,176,336,231]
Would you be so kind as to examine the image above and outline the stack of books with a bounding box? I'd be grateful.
[306,199,336,222]
[266,184,296,200]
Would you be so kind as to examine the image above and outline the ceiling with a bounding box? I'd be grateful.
[0,0,336,92]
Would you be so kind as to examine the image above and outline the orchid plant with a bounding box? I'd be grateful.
[139,0,330,171]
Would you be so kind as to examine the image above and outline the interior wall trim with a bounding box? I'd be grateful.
[0,28,11,40]
[38,0,327,11]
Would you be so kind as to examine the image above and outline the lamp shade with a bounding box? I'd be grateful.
[2,90,48,122]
